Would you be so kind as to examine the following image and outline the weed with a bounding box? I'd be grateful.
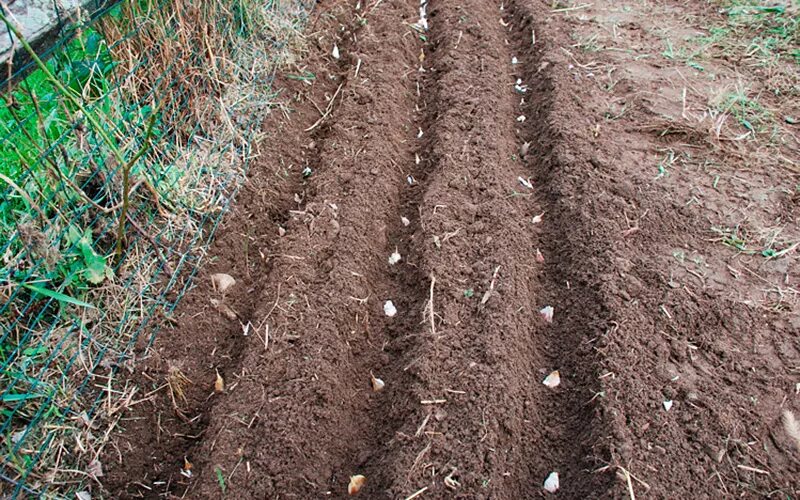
[655,150,678,180]
[216,466,227,493]
[713,85,772,133]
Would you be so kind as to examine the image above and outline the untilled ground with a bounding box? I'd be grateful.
[102,0,800,498]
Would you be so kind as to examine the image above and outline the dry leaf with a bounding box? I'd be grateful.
[215,370,225,394]
[210,299,238,320]
[535,248,545,263]
[782,410,800,449]
[76,492,91,500]
[211,273,236,294]
[542,370,561,388]
[543,471,559,493]
[87,459,103,478]
[348,475,366,495]
[11,430,24,444]
[371,374,385,392]
[518,176,533,189]
[384,300,397,317]
[539,306,554,323]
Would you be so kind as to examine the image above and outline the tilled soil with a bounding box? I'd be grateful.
[104,0,800,498]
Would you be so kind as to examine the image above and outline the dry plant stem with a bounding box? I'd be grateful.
[115,113,157,262]
[428,274,436,336]
[125,212,173,276]
[305,82,344,131]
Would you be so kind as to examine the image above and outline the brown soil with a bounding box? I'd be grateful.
[102,0,800,498]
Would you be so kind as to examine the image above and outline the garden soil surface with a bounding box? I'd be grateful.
[103,0,800,498]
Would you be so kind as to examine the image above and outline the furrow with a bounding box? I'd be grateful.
[376,0,552,496]
[505,0,619,496]
[187,1,427,497]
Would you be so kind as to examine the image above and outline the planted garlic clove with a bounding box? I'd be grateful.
[518,176,533,189]
[535,248,545,263]
[214,370,225,393]
[663,400,673,411]
[542,370,561,388]
[539,306,554,323]
[371,374,385,392]
[388,250,402,265]
[332,43,340,60]
[348,475,366,495]
[543,471,559,493]
[384,300,397,317]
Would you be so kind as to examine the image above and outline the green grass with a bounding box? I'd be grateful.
[715,85,772,132]
[721,1,799,65]
[657,1,798,84]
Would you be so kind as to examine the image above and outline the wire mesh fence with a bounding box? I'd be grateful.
[0,0,312,496]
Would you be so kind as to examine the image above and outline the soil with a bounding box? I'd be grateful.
[102,0,800,498]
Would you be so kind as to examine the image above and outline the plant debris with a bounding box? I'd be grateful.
[181,457,193,478]
[211,273,236,293]
[782,410,800,449]
[210,298,238,320]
